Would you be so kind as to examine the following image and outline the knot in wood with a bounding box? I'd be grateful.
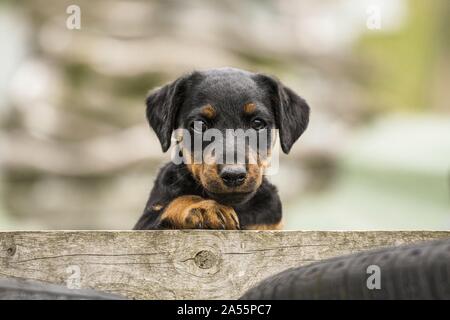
[194,250,217,269]
[6,247,15,256]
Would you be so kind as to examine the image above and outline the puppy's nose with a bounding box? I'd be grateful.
[220,165,246,187]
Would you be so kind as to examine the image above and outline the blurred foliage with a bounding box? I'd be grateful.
[357,0,447,112]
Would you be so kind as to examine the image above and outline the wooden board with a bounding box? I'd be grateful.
[0,231,449,299]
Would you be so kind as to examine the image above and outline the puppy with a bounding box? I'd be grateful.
[134,68,309,230]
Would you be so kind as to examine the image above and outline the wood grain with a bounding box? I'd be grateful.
[0,231,449,299]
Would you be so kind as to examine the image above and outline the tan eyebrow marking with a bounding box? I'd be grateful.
[243,103,256,114]
[201,104,216,119]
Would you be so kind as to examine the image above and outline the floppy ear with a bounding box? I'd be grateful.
[253,74,310,154]
[146,72,200,152]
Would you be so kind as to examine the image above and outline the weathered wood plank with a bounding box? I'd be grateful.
[0,231,449,299]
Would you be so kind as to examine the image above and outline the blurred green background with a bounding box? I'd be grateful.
[0,0,448,230]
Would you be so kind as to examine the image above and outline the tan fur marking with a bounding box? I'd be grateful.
[160,195,203,226]
[201,104,216,119]
[186,150,264,194]
[243,103,256,114]
[186,163,202,181]
[184,133,264,194]
[240,163,263,192]
[161,195,239,229]
[245,221,283,230]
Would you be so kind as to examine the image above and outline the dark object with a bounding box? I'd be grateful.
[134,67,310,230]
[240,238,450,300]
[220,165,247,187]
[0,278,126,300]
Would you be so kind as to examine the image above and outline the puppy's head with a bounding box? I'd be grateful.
[146,68,310,204]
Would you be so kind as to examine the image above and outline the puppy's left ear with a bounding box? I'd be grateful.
[253,74,310,154]
[146,72,201,152]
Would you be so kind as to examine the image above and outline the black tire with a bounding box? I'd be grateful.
[240,238,450,300]
[0,278,125,300]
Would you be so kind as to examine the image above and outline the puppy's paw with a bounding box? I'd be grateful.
[183,200,240,230]
[160,196,240,230]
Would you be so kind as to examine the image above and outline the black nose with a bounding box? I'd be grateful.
[220,165,246,187]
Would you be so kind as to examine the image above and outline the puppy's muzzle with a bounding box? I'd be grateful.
[219,164,246,187]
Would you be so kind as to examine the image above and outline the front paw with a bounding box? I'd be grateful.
[160,196,240,230]
[183,200,240,230]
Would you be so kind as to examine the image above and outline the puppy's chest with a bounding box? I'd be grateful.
[233,202,268,226]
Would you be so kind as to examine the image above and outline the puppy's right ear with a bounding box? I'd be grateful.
[253,73,310,154]
[146,72,201,152]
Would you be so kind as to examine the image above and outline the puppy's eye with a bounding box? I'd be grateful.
[251,118,267,130]
[190,120,208,133]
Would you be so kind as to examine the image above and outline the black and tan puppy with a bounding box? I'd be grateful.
[134,68,309,230]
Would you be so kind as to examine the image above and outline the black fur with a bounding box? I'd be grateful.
[133,163,282,229]
[134,67,309,230]
[253,74,310,154]
[146,72,203,152]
